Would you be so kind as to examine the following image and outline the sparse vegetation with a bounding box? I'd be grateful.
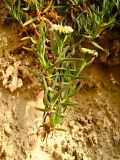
[2,0,120,135]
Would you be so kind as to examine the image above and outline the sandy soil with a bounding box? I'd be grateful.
[0,63,120,160]
[0,13,120,160]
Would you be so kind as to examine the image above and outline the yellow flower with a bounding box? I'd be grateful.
[80,48,98,57]
[51,24,74,33]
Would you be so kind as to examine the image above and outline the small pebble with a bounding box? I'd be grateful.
[52,150,63,160]
[4,124,12,136]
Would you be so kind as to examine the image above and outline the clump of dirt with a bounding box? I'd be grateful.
[0,23,42,93]
[2,62,23,92]
[99,30,120,65]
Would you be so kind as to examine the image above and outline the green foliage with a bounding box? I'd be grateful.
[4,0,23,25]
[73,0,118,49]
[33,24,98,130]
[37,22,47,68]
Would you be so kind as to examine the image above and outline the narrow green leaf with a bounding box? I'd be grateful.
[54,128,66,131]
[23,46,35,52]
[47,58,84,70]
[52,106,62,128]
[62,101,79,106]
[35,107,49,112]
[23,17,38,27]
[90,41,104,51]
[27,68,41,77]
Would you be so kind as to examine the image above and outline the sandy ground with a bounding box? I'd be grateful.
[0,13,120,160]
[0,63,120,160]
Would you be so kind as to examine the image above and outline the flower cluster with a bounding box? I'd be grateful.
[80,48,98,57]
[51,24,74,33]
